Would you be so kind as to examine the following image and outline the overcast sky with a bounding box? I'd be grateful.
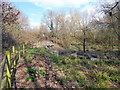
[8,0,113,28]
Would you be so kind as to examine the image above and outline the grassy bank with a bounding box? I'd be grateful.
[15,47,120,88]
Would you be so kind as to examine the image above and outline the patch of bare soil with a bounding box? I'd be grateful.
[11,52,71,88]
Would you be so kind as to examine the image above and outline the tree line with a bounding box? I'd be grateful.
[1,1,120,59]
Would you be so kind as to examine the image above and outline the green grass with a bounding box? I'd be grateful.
[104,59,120,66]
[73,75,87,87]
[94,59,104,66]
[74,59,80,65]
[26,54,32,58]
[27,59,34,63]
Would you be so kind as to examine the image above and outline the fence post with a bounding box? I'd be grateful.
[23,43,24,55]
[6,51,11,88]
[12,46,15,70]
[0,55,6,89]
[19,45,20,60]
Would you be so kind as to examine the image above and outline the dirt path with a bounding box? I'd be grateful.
[12,53,65,88]
[33,40,65,53]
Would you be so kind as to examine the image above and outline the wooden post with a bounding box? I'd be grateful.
[23,43,24,55]
[19,45,20,60]
[25,42,27,48]
[25,42,26,46]
[0,56,6,89]
[6,51,11,88]
[12,46,15,69]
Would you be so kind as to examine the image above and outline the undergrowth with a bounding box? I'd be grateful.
[25,47,120,88]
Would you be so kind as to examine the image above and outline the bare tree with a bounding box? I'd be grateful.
[42,11,56,42]
[101,0,120,58]
[2,1,20,49]
[2,1,30,49]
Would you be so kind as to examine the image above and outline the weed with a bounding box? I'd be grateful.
[62,60,67,65]
[64,57,71,63]
[66,65,71,69]
[78,55,85,59]
[57,78,64,85]
[39,70,47,76]
[85,62,96,69]
[76,71,86,78]
[26,76,35,82]
[66,76,71,80]
[70,68,76,75]
[73,75,87,87]
[91,70,110,85]
[58,67,61,71]
[109,74,120,83]
[95,59,104,66]
[102,72,110,81]
[46,55,60,64]
[74,59,80,65]
[27,59,34,63]
[95,80,111,88]
[96,49,101,51]
[80,60,88,66]
[29,49,35,54]
[62,66,65,70]
[85,71,89,75]
[75,84,78,88]
[57,63,62,66]
[26,54,34,60]
[24,68,36,73]
[104,59,120,66]
[88,83,96,88]
[65,70,68,73]
[24,68,46,77]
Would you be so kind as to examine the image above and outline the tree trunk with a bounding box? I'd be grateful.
[83,31,86,53]
[118,35,120,59]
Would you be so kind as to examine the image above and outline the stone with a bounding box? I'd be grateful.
[91,54,97,58]
[90,58,97,60]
